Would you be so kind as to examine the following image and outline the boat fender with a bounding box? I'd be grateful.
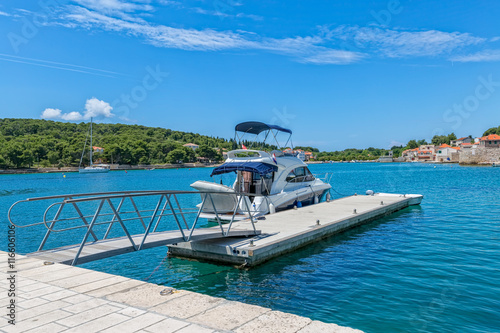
[314,195,319,204]
[297,201,302,208]
[326,192,331,202]
[269,202,276,214]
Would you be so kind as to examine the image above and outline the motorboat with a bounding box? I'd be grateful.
[191,121,332,219]
[79,118,110,174]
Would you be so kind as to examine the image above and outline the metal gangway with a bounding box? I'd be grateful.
[8,190,261,266]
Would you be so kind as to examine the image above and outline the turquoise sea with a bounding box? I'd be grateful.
[2,163,500,333]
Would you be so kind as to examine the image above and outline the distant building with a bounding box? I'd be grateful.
[295,149,306,161]
[436,144,459,162]
[417,145,436,161]
[402,148,419,161]
[478,134,500,148]
[92,146,104,153]
[183,143,199,150]
[378,150,394,162]
[451,137,472,146]
[304,151,314,161]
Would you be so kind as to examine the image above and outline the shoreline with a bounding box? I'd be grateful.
[1,160,495,175]
[0,163,221,175]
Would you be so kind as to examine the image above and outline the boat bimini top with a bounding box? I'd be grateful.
[211,161,278,177]
[235,121,293,150]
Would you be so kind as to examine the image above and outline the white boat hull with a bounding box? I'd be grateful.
[191,180,331,219]
[79,167,110,174]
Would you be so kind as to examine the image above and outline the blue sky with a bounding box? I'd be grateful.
[0,0,499,150]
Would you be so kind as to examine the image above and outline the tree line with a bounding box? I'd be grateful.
[2,118,497,168]
[0,118,235,168]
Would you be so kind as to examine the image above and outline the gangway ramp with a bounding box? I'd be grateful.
[25,228,260,265]
[8,190,261,266]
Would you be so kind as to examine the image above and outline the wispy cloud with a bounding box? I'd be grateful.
[321,26,485,58]
[236,13,263,21]
[60,5,361,64]
[0,10,11,17]
[450,49,500,63]
[53,3,494,65]
[193,6,263,21]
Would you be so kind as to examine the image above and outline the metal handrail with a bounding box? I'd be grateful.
[8,190,261,265]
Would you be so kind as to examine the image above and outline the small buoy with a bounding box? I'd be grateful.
[63,175,66,178]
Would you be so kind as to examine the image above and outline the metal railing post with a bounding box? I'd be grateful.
[242,194,258,235]
[173,194,189,229]
[153,197,170,232]
[38,199,67,251]
[71,202,99,242]
[130,197,147,230]
[138,195,164,250]
[72,199,105,266]
[106,199,137,251]
[186,194,208,241]
[103,197,126,239]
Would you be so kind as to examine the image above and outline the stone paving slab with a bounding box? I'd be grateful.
[1,251,363,332]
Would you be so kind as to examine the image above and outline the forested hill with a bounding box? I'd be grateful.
[0,118,238,168]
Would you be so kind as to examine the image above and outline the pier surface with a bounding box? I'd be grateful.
[169,193,422,266]
[26,229,260,266]
[1,251,362,332]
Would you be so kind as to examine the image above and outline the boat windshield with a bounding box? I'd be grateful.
[285,167,315,183]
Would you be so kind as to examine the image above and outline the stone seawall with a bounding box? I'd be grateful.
[459,147,500,164]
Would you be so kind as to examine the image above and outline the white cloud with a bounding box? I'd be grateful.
[450,49,500,62]
[0,10,11,17]
[61,111,84,121]
[85,97,114,118]
[41,108,62,119]
[41,98,114,121]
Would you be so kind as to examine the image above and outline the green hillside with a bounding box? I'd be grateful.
[0,118,236,168]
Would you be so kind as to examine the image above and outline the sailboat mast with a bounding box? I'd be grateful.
[90,117,93,166]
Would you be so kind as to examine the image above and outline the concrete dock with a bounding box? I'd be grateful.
[168,193,422,266]
[1,251,362,332]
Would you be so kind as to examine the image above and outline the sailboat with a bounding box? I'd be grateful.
[79,118,110,174]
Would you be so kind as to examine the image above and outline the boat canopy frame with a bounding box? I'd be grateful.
[211,161,278,177]
[235,121,293,150]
